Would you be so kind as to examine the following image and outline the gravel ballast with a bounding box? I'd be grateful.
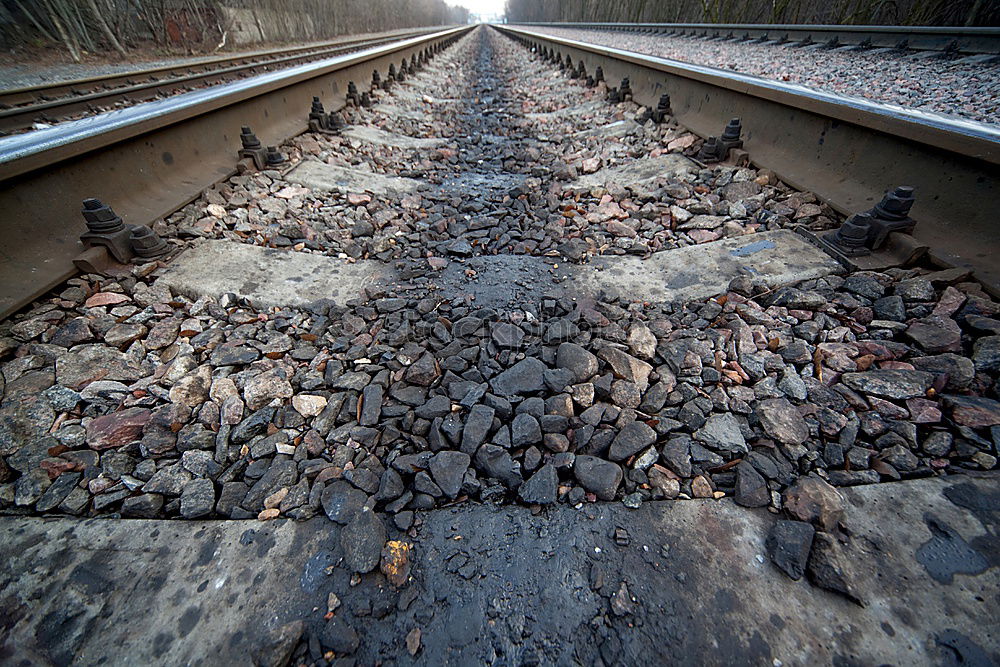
[1,27,997,531]
[523,26,1000,125]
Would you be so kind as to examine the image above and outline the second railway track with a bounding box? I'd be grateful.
[0,27,442,135]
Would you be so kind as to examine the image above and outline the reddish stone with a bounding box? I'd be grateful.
[942,395,1000,428]
[84,292,130,308]
[906,398,942,423]
[85,407,152,450]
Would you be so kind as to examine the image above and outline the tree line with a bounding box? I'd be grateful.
[503,0,996,27]
[0,0,470,61]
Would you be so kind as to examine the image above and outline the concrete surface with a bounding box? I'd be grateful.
[574,119,642,138]
[570,153,698,192]
[286,159,423,196]
[155,241,394,309]
[341,126,445,149]
[154,231,840,311]
[0,474,996,665]
[371,103,433,122]
[525,99,606,122]
[579,229,844,303]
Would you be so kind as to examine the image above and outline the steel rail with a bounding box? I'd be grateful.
[0,25,473,318]
[494,25,1000,292]
[0,27,444,134]
[512,22,1000,55]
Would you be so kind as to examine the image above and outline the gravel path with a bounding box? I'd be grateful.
[525,26,1000,126]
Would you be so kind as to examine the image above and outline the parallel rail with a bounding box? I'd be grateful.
[0,27,443,135]
[0,25,473,318]
[496,25,1000,292]
[512,22,1000,55]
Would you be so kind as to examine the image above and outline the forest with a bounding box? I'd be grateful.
[503,0,997,27]
[0,0,470,60]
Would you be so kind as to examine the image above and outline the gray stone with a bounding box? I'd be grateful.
[841,370,934,400]
[756,398,809,446]
[694,413,747,453]
[556,343,598,383]
[490,357,546,396]
[340,507,386,574]
[180,478,216,518]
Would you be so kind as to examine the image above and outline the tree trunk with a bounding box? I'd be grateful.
[84,0,127,55]
[40,0,80,62]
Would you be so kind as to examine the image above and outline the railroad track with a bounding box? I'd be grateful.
[0,26,472,318]
[514,22,1000,57]
[0,26,998,662]
[497,24,1000,293]
[0,27,442,135]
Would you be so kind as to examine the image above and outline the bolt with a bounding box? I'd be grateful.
[872,186,915,221]
[372,70,381,87]
[388,63,397,80]
[721,118,742,143]
[265,146,287,166]
[240,126,261,150]
[361,92,372,108]
[594,67,604,82]
[129,225,169,259]
[310,96,325,115]
[81,198,125,233]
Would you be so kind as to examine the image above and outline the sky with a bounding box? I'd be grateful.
[453,0,506,21]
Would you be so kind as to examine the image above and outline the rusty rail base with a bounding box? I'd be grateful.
[495,25,1000,293]
[0,26,473,319]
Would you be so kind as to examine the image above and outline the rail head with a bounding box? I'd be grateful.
[496,25,1000,164]
[0,25,471,183]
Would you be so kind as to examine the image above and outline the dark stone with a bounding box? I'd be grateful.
[340,507,386,573]
[429,450,470,498]
[510,413,542,448]
[556,343,598,383]
[322,618,360,655]
[490,357,546,396]
[807,532,863,605]
[491,323,525,349]
[766,520,815,580]
[405,353,440,386]
[460,404,494,454]
[518,464,557,505]
[359,384,383,427]
[734,461,769,507]
[321,480,367,524]
[608,421,656,462]
[121,493,164,518]
[474,444,522,489]
[574,455,623,501]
